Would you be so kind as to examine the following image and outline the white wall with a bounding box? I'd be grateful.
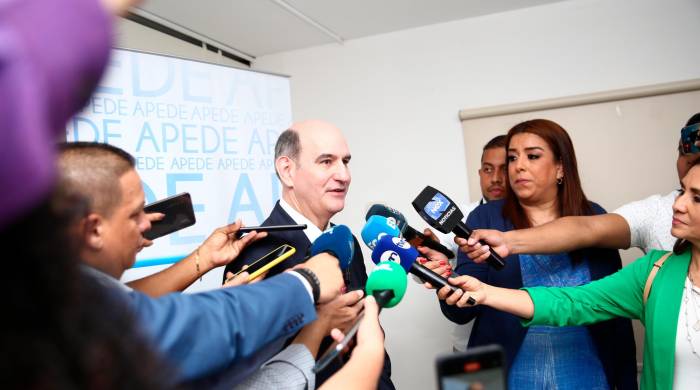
[252,0,700,389]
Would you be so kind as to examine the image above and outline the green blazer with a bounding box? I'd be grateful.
[523,249,689,390]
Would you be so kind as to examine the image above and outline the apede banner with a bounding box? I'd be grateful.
[66,48,291,290]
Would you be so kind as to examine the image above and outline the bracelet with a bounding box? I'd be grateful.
[195,248,202,282]
[293,268,321,303]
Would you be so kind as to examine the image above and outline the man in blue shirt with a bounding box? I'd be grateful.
[58,141,345,382]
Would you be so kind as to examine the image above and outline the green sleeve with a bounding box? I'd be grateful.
[521,250,664,327]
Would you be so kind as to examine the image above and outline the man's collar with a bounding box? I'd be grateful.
[278,198,325,243]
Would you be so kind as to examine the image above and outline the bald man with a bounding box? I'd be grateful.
[225,120,395,389]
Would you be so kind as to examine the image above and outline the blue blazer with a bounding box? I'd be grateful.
[225,201,396,390]
[440,199,638,389]
[129,272,317,382]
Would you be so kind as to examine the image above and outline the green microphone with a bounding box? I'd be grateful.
[313,261,408,373]
[365,261,408,308]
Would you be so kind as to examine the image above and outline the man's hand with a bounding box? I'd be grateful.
[316,290,365,333]
[456,229,510,263]
[298,252,344,303]
[197,220,268,272]
[222,265,266,287]
[138,212,164,251]
[223,271,250,287]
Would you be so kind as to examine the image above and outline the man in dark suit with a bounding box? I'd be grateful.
[225,120,395,389]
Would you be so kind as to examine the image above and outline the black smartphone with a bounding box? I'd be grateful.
[234,224,307,237]
[143,192,196,241]
[436,345,507,390]
[228,244,296,282]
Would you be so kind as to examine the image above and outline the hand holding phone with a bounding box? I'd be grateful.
[143,193,196,241]
[225,244,296,283]
[197,220,269,272]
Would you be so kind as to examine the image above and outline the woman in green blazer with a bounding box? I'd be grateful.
[439,162,700,389]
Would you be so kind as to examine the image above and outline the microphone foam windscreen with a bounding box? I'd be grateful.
[365,261,408,308]
[310,224,354,270]
[370,234,419,273]
[360,215,401,249]
[364,204,408,232]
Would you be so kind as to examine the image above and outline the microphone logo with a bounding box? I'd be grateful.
[391,236,410,249]
[425,193,449,220]
[386,217,398,229]
[375,262,394,272]
[380,250,401,264]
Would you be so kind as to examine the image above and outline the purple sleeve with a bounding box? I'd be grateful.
[4,0,113,130]
[0,0,112,228]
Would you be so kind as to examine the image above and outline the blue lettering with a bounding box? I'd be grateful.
[135,122,160,153]
[161,123,179,153]
[201,125,220,153]
[222,126,239,155]
[132,53,174,97]
[103,119,121,144]
[69,116,100,142]
[228,174,263,223]
[182,62,212,103]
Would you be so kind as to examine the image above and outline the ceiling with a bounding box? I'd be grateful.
[136,0,568,58]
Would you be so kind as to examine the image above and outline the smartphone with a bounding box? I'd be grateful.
[436,345,507,390]
[143,193,196,241]
[229,244,296,282]
[234,224,307,238]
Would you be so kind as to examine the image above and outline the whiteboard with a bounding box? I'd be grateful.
[66,48,292,291]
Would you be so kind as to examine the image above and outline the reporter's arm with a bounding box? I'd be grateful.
[319,296,385,390]
[507,213,631,253]
[463,213,632,263]
[127,221,264,296]
[438,275,534,319]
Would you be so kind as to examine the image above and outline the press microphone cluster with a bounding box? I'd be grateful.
[412,186,505,270]
[365,204,455,259]
[361,217,474,304]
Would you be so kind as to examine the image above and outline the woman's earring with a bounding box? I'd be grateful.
[557,177,563,185]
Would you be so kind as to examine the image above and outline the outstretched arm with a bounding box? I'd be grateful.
[127,220,266,296]
[460,213,632,264]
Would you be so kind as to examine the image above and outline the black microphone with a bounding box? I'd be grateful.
[412,186,505,270]
[365,204,455,259]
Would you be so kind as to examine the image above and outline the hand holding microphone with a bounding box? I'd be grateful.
[313,261,407,374]
[370,235,474,304]
[361,216,464,296]
[297,225,356,303]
